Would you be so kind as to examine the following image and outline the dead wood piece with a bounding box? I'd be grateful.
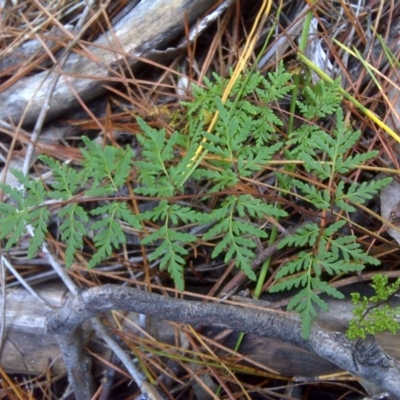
[3,283,400,380]
[0,0,222,126]
[1,284,67,375]
[46,285,400,400]
[0,26,74,72]
[0,284,109,375]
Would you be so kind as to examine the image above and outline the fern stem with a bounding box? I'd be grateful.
[288,2,315,135]
[254,224,278,298]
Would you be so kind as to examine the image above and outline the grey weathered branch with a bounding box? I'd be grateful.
[47,285,400,400]
[0,0,223,126]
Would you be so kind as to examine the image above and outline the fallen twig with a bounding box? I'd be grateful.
[47,285,400,400]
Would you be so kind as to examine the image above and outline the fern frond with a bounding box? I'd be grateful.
[88,202,140,268]
[203,194,286,281]
[27,207,50,258]
[59,204,88,267]
[338,178,392,206]
[0,173,50,253]
[140,201,207,289]
[293,180,330,209]
[278,223,320,248]
[81,136,134,194]
[40,156,82,200]
[297,79,342,118]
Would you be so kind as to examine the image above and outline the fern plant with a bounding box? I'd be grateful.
[134,65,291,288]
[0,62,391,339]
[0,138,142,269]
[269,79,391,338]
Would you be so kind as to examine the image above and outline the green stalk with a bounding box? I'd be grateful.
[254,224,278,298]
[288,3,315,135]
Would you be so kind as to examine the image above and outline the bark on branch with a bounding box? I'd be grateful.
[47,285,400,400]
[0,0,221,126]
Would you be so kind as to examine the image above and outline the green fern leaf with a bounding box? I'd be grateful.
[338,178,392,206]
[0,183,25,209]
[286,278,333,339]
[273,252,312,282]
[59,204,88,267]
[140,201,205,289]
[0,171,50,255]
[235,194,286,219]
[327,235,380,265]
[336,151,378,173]
[81,136,134,194]
[203,195,283,281]
[316,280,345,299]
[168,204,208,225]
[198,168,238,192]
[141,226,195,291]
[237,143,282,177]
[278,223,320,248]
[300,152,331,179]
[258,62,294,102]
[40,156,82,200]
[293,180,330,209]
[297,79,342,119]
[0,210,29,249]
[27,207,50,257]
[87,202,132,268]
[288,125,326,155]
